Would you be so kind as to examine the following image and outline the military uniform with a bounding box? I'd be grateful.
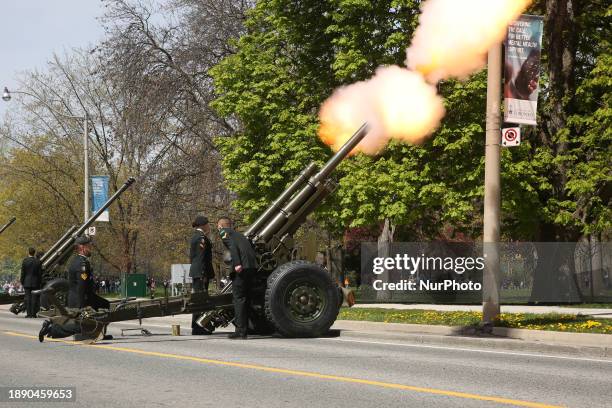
[189,229,215,289]
[20,254,42,317]
[189,216,215,334]
[220,227,258,338]
[39,236,110,343]
[67,251,109,310]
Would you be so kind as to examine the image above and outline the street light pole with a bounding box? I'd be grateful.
[83,114,89,221]
[482,43,502,325]
[3,87,90,222]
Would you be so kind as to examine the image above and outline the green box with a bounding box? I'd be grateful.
[121,273,147,298]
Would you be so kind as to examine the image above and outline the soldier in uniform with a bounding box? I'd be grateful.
[20,247,42,318]
[67,236,109,310]
[189,215,215,335]
[216,217,258,339]
[39,236,113,342]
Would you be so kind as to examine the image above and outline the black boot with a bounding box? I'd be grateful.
[228,331,247,340]
[39,320,52,343]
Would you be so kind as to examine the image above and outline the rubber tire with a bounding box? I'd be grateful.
[265,260,340,338]
[247,312,276,335]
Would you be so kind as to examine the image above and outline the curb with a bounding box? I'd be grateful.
[333,320,612,359]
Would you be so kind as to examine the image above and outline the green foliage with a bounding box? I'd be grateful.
[0,140,83,261]
[211,0,610,240]
[211,0,486,237]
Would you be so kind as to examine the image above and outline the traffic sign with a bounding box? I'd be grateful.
[502,127,521,147]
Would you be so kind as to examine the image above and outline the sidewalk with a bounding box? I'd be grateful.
[105,313,612,358]
[354,303,612,319]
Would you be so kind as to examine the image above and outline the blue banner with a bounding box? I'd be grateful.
[91,175,109,222]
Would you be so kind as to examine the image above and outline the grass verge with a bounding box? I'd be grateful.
[338,308,612,334]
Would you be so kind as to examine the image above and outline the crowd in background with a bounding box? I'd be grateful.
[1,280,23,295]
[94,277,121,294]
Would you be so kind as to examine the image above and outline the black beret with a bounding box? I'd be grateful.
[75,236,92,245]
[192,215,209,227]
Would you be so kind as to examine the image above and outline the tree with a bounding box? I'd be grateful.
[210,0,487,240]
[1,0,249,276]
[211,0,610,244]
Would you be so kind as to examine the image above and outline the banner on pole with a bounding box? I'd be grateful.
[504,14,544,126]
[91,175,110,222]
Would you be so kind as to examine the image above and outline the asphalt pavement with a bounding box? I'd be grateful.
[0,308,611,408]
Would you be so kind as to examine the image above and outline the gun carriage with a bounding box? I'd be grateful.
[39,125,368,341]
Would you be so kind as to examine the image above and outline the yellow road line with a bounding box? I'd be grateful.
[3,330,563,408]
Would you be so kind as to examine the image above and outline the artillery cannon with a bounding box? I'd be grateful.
[0,216,16,235]
[38,125,368,341]
[4,178,135,313]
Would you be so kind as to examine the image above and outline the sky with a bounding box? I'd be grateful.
[0,0,105,118]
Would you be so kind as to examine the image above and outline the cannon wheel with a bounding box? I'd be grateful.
[264,260,340,337]
[247,311,276,335]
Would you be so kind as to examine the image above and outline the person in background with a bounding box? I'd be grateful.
[20,247,42,318]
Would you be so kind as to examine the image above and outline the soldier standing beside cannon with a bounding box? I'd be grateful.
[67,236,109,311]
[189,215,215,335]
[217,217,258,340]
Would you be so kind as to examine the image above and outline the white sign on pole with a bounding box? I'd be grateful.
[504,15,544,126]
[501,127,521,147]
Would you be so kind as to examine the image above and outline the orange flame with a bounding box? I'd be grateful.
[407,0,532,82]
[319,67,445,155]
[318,0,532,154]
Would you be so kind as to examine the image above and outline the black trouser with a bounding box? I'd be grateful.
[24,288,40,317]
[191,277,209,329]
[232,269,255,335]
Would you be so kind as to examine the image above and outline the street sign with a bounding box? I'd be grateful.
[502,127,521,147]
[87,226,96,236]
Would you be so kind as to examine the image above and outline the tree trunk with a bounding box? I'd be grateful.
[529,1,584,303]
[376,218,395,301]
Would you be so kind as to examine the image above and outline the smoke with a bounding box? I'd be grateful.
[319,67,445,154]
[318,0,532,154]
[406,0,532,83]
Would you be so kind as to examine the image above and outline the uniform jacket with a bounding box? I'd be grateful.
[220,228,258,270]
[189,229,215,279]
[20,256,42,289]
[67,254,95,309]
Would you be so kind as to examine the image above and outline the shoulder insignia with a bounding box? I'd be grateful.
[81,273,88,280]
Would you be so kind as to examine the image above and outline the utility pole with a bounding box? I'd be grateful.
[83,114,89,222]
[482,42,502,324]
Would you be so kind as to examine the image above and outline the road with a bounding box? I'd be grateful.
[0,308,610,408]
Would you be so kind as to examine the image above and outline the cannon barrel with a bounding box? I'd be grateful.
[253,123,369,243]
[39,225,78,263]
[0,217,16,235]
[42,177,135,270]
[245,163,318,239]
